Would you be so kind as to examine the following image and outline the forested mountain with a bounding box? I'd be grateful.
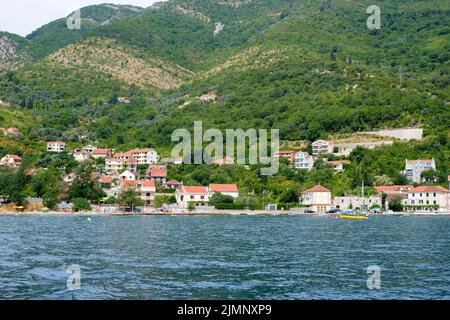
[0,0,449,193]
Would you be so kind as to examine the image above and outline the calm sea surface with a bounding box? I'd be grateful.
[0,215,449,300]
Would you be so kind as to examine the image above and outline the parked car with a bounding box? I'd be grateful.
[342,209,354,215]
[369,208,383,214]
[327,208,340,214]
[304,208,316,214]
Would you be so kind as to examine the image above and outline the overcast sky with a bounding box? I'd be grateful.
[0,1,163,36]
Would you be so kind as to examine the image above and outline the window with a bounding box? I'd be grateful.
[201,196,205,200]
[190,196,194,200]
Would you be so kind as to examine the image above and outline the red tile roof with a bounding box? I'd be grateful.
[406,159,434,163]
[129,148,153,154]
[99,176,113,184]
[9,154,22,160]
[303,184,330,193]
[209,184,239,193]
[166,179,183,185]
[92,148,111,154]
[141,180,156,188]
[181,186,208,194]
[147,165,167,178]
[374,185,413,193]
[410,186,449,193]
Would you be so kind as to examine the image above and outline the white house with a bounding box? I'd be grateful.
[300,184,332,213]
[113,148,158,165]
[208,184,239,198]
[312,140,332,156]
[92,148,113,159]
[404,159,436,183]
[325,160,350,172]
[118,180,156,205]
[0,154,22,168]
[402,186,450,212]
[106,158,137,172]
[119,170,138,181]
[175,186,210,208]
[47,141,67,152]
[73,151,90,162]
[294,152,314,170]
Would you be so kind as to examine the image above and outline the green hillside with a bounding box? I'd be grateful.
[26,4,144,59]
[0,0,448,152]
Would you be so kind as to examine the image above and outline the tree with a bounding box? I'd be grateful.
[389,198,403,212]
[421,170,439,183]
[279,188,298,203]
[118,188,144,211]
[0,169,28,205]
[72,198,92,212]
[68,165,105,202]
[32,167,63,209]
[209,192,234,206]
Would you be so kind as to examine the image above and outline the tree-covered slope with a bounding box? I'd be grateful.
[0,0,448,150]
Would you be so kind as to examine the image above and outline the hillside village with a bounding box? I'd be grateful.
[1,127,449,214]
[0,0,448,215]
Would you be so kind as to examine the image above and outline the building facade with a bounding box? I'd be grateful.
[47,141,67,152]
[0,154,22,168]
[333,196,382,211]
[402,186,450,212]
[404,159,436,183]
[312,140,332,156]
[300,184,332,213]
[294,152,314,170]
[175,186,210,208]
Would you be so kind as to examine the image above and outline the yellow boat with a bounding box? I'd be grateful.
[339,215,368,220]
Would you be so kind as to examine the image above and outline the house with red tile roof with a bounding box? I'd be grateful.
[325,160,351,172]
[146,164,167,184]
[374,185,414,210]
[164,179,183,190]
[175,186,210,208]
[92,148,113,159]
[0,154,22,168]
[113,148,159,165]
[105,157,137,172]
[402,186,450,212]
[274,150,296,163]
[5,128,20,137]
[208,184,239,198]
[300,184,332,213]
[114,180,157,205]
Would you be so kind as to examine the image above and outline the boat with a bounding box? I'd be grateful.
[339,214,368,220]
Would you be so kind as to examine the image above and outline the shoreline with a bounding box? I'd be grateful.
[1,211,450,217]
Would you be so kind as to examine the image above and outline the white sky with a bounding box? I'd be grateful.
[0,1,164,36]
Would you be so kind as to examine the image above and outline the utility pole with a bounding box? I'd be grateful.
[362,179,365,211]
